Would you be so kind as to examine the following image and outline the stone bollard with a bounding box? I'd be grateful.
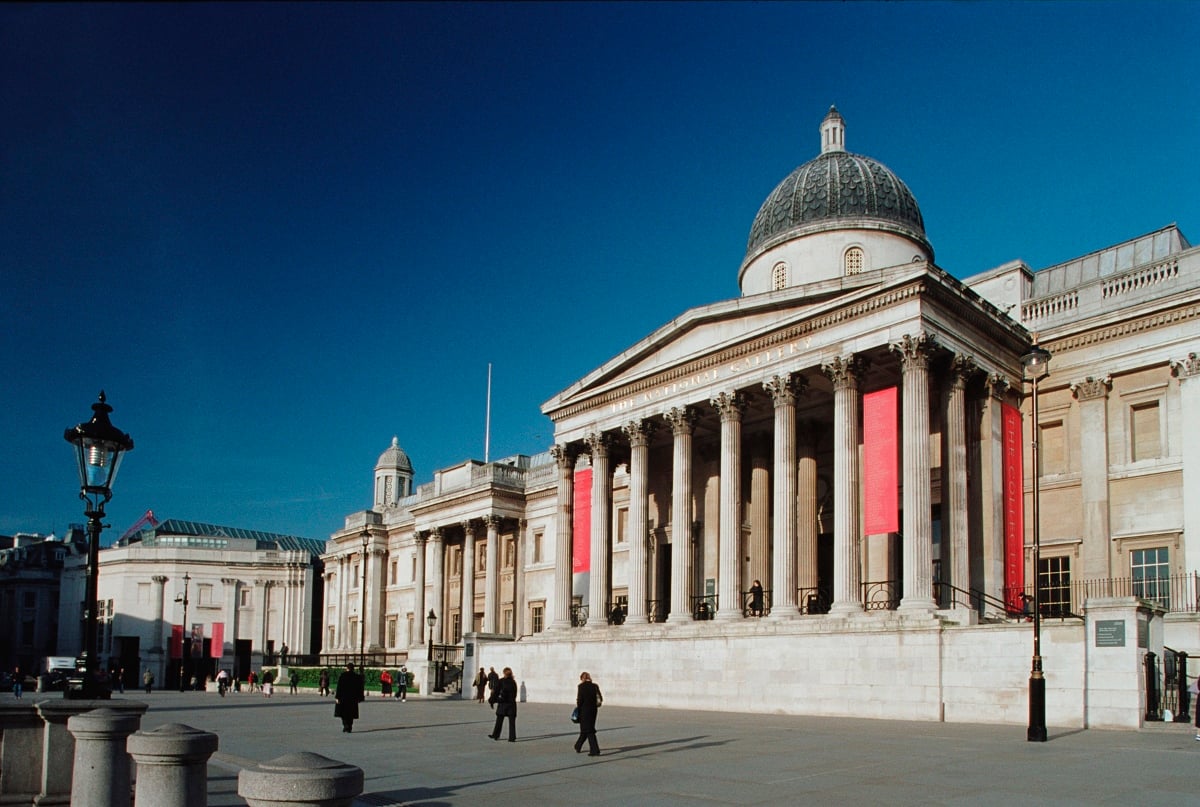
[127,723,219,807]
[67,707,143,807]
[36,699,150,806]
[0,700,43,804]
[238,752,364,807]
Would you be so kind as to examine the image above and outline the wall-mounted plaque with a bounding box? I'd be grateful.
[1095,619,1125,648]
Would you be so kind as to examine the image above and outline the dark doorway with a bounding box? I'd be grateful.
[655,542,671,621]
[113,635,139,691]
[235,639,252,682]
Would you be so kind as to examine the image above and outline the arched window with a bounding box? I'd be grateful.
[844,247,864,275]
[772,261,788,290]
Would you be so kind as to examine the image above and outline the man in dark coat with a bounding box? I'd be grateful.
[487,667,518,742]
[334,663,365,733]
[486,666,500,708]
[574,671,603,756]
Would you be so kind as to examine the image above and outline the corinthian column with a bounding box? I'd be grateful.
[483,515,501,633]
[429,528,445,643]
[766,374,804,618]
[622,420,654,624]
[664,405,698,622]
[823,355,866,615]
[585,431,613,628]
[710,393,745,621]
[893,333,937,613]
[946,355,975,604]
[549,444,576,630]
[412,532,427,649]
[461,520,477,634]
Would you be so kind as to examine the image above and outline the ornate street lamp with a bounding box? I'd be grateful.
[174,572,191,690]
[360,530,369,669]
[64,391,134,698]
[1022,341,1051,742]
[426,609,437,662]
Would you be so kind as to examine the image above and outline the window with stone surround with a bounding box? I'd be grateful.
[844,247,864,275]
[503,607,513,634]
[616,508,628,544]
[451,611,462,643]
[387,616,397,647]
[1037,555,1071,616]
[530,602,545,634]
[772,261,788,289]
[390,560,397,586]
[1130,400,1162,461]
[1131,547,1171,609]
[532,531,543,564]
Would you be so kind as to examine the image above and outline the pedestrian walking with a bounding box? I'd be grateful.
[486,666,500,708]
[749,579,764,617]
[12,667,21,699]
[289,672,298,694]
[319,668,330,697]
[573,671,603,756]
[380,669,393,697]
[473,667,487,702]
[487,667,518,742]
[248,669,258,692]
[143,667,154,695]
[397,666,408,701]
[334,663,365,733]
[115,667,126,694]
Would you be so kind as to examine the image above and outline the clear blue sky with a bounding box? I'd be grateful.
[3,2,1197,542]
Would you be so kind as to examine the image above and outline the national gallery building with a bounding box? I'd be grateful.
[323,109,1199,728]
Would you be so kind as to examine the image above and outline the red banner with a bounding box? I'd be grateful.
[863,387,899,534]
[1002,402,1025,612]
[170,624,183,659]
[190,623,204,658]
[572,468,592,574]
[210,622,224,658]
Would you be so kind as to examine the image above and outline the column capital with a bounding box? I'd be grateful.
[1170,352,1200,378]
[413,531,427,546]
[948,353,978,388]
[987,373,1010,400]
[584,430,613,457]
[1070,375,1112,401]
[622,418,657,447]
[821,355,868,390]
[551,443,578,470]
[763,373,807,406]
[152,575,169,584]
[710,391,747,422]
[220,577,238,586]
[428,527,444,544]
[461,519,477,537]
[664,405,698,435]
[483,514,502,530]
[890,332,937,371]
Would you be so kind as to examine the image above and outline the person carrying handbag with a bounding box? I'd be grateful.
[573,671,603,757]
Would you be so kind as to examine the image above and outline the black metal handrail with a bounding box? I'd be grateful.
[646,599,668,623]
[569,604,589,627]
[742,588,771,617]
[861,580,899,611]
[691,594,717,620]
[607,601,627,625]
[798,585,831,615]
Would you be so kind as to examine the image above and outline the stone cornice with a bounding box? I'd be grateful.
[1044,301,1200,356]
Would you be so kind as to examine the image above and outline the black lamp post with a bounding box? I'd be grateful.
[64,391,134,699]
[426,609,436,662]
[1022,341,1051,742]
[174,572,191,690]
[360,530,369,669]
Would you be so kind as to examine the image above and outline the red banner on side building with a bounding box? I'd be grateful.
[209,622,224,658]
[1002,402,1025,612]
[169,624,183,659]
[572,468,592,574]
[863,387,899,534]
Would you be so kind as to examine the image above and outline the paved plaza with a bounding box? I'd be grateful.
[113,688,1200,806]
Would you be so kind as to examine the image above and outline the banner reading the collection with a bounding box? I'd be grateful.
[1002,402,1025,613]
[863,387,899,534]
[169,624,184,659]
[209,622,224,658]
[572,467,592,575]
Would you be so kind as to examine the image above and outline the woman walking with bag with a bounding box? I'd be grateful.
[573,671,603,756]
[487,667,518,742]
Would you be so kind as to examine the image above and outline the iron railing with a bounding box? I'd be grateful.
[798,585,831,615]
[742,588,771,617]
[691,594,717,620]
[570,604,589,627]
[862,580,899,611]
[647,599,668,623]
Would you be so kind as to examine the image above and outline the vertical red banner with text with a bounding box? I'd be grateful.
[1002,402,1025,612]
[863,387,899,534]
[170,624,183,659]
[209,622,224,658]
[572,468,592,574]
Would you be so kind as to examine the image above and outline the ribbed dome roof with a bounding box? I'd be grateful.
[744,107,929,261]
[375,436,413,473]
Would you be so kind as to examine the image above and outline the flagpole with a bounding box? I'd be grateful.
[484,363,492,463]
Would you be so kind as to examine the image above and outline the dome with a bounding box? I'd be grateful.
[375,436,413,473]
[743,107,930,265]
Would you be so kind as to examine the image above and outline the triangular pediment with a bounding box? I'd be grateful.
[542,268,909,418]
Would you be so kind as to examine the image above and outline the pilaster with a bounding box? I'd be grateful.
[1071,375,1113,579]
[1170,354,1200,574]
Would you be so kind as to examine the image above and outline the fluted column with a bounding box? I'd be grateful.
[412,532,427,648]
[766,374,804,618]
[946,355,975,602]
[549,444,576,630]
[1071,376,1113,579]
[338,556,350,650]
[894,333,937,613]
[258,580,273,652]
[710,393,745,621]
[622,420,654,623]
[823,355,866,615]
[461,521,477,634]
[150,575,168,654]
[1171,354,1200,574]
[585,432,613,628]
[366,543,385,651]
[483,515,501,633]
[796,421,819,606]
[982,375,1010,613]
[665,405,698,622]
[429,528,445,643]
[513,519,527,637]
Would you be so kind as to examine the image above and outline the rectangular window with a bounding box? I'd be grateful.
[352,563,360,586]
[239,588,251,608]
[531,604,544,634]
[617,508,629,544]
[452,612,462,644]
[198,584,213,605]
[503,607,513,634]
[1038,556,1071,617]
[387,617,397,648]
[1039,421,1065,475]
[411,556,417,581]
[390,560,397,586]
[349,617,359,646]
[1131,547,1170,608]
[1131,401,1162,461]
[533,532,544,564]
